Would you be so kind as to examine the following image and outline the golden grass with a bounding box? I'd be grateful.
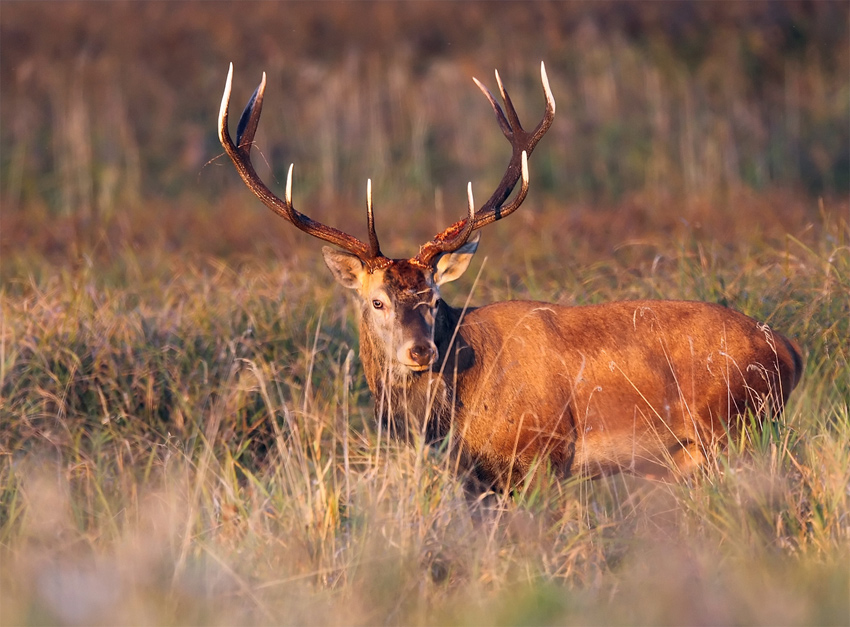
[1,194,848,624]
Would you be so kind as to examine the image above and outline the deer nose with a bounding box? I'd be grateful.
[408,343,437,367]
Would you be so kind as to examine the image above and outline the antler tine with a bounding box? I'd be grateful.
[366,179,382,258]
[414,184,476,267]
[413,64,555,267]
[285,163,294,204]
[494,69,524,136]
[472,76,512,140]
[495,150,530,220]
[468,61,555,230]
[538,61,557,132]
[219,64,380,264]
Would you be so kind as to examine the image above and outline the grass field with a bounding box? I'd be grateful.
[2,2,850,625]
[2,193,848,625]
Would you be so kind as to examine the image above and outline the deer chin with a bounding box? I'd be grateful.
[395,358,436,374]
[385,355,434,378]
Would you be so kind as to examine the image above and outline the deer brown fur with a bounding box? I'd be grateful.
[320,249,803,491]
[219,63,804,494]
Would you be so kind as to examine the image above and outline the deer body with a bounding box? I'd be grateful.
[219,62,803,493]
[440,299,800,486]
[326,252,803,490]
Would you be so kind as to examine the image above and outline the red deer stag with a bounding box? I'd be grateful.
[218,63,803,493]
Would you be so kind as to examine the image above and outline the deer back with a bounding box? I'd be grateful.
[445,299,803,487]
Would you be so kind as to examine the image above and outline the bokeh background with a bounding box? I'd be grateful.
[2,1,848,270]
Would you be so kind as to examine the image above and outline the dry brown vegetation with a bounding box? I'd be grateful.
[1,2,849,625]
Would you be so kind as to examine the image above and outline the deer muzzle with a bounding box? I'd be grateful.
[399,341,438,371]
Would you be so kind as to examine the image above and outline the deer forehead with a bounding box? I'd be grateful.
[363,261,439,304]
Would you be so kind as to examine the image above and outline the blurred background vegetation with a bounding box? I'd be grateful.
[1,0,848,272]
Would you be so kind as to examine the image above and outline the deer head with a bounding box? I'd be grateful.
[218,63,555,380]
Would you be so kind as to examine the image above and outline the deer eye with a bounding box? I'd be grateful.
[372,299,384,310]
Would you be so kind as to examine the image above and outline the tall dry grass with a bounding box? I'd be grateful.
[2,197,848,624]
[1,2,849,624]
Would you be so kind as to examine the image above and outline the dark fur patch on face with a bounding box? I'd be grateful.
[382,260,434,302]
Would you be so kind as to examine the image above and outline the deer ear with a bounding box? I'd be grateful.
[322,247,367,290]
[433,232,480,286]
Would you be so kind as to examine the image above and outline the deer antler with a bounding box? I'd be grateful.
[414,62,556,267]
[220,63,554,271]
[219,64,385,265]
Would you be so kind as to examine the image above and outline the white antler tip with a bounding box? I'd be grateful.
[494,68,508,99]
[219,63,235,135]
[521,151,529,181]
[224,64,234,97]
[467,182,475,216]
[540,61,556,113]
[285,164,294,204]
